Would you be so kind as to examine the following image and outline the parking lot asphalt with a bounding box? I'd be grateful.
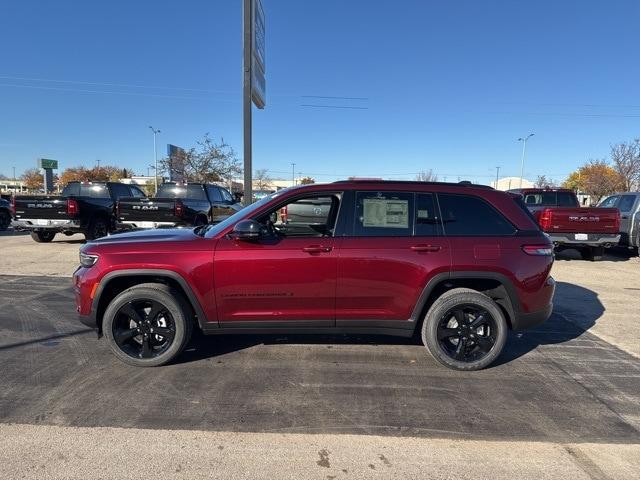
[1,274,638,444]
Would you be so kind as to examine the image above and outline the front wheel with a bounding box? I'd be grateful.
[30,230,56,243]
[422,288,508,371]
[103,283,193,367]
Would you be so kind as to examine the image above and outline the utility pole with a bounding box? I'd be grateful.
[243,0,253,205]
[518,134,534,188]
[291,163,296,186]
[149,126,160,193]
[96,159,101,169]
[12,166,16,181]
[495,166,501,187]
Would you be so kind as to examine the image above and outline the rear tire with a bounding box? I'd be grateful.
[421,288,508,371]
[103,283,193,367]
[30,230,56,243]
[85,217,109,240]
[0,210,10,231]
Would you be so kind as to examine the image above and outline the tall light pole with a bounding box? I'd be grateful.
[517,133,534,188]
[291,163,296,186]
[149,126,161,193]
[495,166,501,188]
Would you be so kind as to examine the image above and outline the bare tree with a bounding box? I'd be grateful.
[415,169,438,182]
[610,139,640,191]
[299,176,315,185]
[159,134,241,186]
[254,168,272,191]
[534,175,556,188]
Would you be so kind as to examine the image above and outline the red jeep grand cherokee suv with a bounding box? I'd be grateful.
[74,180,555,371]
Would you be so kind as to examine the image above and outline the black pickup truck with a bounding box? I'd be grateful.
[12,181,147,242]
[117,182,242,229]
[0,197,11,231]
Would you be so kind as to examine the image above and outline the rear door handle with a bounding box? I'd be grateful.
[410,244,441,253]
[302,245,333,254]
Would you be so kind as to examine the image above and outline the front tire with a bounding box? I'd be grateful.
[30,230,56,243]
[422,288,508,371]
[103,283,193,367]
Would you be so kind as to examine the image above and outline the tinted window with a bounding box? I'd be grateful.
[62,183,80,196]
[79,184,109,198]
[157,184,206,200]
[110,183,130,199]
[129,186,146,198]
[599,195,619,208]
[220,187,234,202]
[557,192,578,207]
[415,193,440,236]
[438,194,515,236]
[206,186,223,202]
[354,191,413,237]
[618,195,636,212]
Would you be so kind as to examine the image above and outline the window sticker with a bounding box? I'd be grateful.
[362,198,409,228]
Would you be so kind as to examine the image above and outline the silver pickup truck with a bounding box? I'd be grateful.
[599,192,640,252]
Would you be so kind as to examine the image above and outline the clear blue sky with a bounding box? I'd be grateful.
[1,0,639,184]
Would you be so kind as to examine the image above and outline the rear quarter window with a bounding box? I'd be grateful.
[438,193,516,236]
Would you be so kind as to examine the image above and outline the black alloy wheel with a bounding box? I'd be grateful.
[436,305,497,363]
[112,299,176,360]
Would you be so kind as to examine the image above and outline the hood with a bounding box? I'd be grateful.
[88,227,199,245]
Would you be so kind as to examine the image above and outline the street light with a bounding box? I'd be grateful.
[291,163,296,187]
[517,134,534,188]
[149,126,161,193]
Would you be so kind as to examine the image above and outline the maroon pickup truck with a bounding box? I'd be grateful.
[509,188,620,260]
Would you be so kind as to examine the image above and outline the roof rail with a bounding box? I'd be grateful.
[332,179,493,189]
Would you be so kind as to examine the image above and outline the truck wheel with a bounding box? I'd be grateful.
[85,217,109,240]
[580,246,603,261]
[30,231,56,243]
[103,283,193,367]
[0,210,10,231]
[421,288,508,371]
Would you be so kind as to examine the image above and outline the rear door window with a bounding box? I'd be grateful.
[129,186,147,198]
[415,193,441,236]
[206,186,223,202]
[109,183,131,199]
[186,185,206,200]
[438,193,516,236]
[618,195,636,212]
[354,191,414,237]
[599,195,619,208]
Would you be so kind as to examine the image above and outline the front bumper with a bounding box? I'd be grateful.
[549,233,620,247]
[116,220,182,229]
[12,218,81,231]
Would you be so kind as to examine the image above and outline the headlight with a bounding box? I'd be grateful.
[79,252,99,268]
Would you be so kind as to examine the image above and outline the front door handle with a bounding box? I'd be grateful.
[410,244,441,253]
[302,245,333,254]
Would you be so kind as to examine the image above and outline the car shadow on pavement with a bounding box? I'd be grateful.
[175,281,604,368]
[554,248,635,262]
[494,281,604,366]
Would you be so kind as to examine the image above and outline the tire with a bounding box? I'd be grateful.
[30,230,56,243]
[0,210,10,231]
[85,217,109,240]
[421,288,508,371]
[580,246,603,261]
[103,283,193,367]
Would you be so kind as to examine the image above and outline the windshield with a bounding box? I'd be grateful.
[200,190,285,238]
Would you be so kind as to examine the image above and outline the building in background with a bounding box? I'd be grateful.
[490,177,534,191]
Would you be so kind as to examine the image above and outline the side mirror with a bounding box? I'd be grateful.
[232,219,264,241]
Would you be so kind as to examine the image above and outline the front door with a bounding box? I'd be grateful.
[214,193,343,326]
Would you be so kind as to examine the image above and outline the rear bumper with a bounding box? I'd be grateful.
[549,233,620,247]
[12,218,81,231]
[512,303,553,330]
[117,220,183,229]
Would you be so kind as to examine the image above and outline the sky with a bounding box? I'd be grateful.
[1,0,639,185]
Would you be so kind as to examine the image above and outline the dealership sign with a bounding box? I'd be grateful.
[251,0,266,109]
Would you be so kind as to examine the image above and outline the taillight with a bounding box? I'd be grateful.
[175,201,184,218]
[67,199,79,216]
[280,205,288,223]
[522,244,554,256]
[10,196,16,216]
[538,208,553,231]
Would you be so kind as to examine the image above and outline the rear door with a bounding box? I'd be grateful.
[335,190,450,325]
[617,194,638,240]
[206,186,236,222]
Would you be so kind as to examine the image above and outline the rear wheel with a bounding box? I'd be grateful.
[422,288,508,371]
[85,217,109,240]
[103,283,193,367]
[0,210,10,231]
[30,230,56,243]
